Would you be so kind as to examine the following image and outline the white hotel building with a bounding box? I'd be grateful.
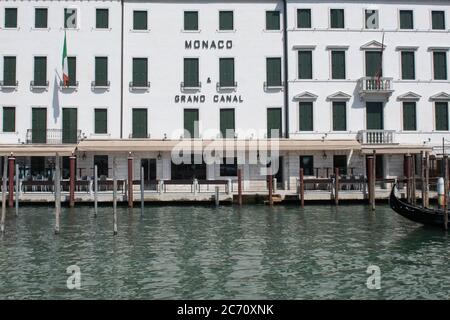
[0,0,449,192]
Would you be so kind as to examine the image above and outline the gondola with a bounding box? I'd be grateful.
[389,185,449,229]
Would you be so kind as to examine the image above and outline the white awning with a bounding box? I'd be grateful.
[0,145,76,157]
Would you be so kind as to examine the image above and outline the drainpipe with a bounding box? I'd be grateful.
[283,0,289,139]
[120,0,124,139]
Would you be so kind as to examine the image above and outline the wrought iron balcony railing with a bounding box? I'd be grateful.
[181,81,202,90]
[26,129,82,144]
[91,80,110,89]
[60,80,79,89]
[263,81,284,91]
[129,81,151,90]
[0,80,18,89]
[216,81,237,90]
[30,80,49,89]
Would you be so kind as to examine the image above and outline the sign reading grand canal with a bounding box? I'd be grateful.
[185,40,233,50]
[175,94,244,103]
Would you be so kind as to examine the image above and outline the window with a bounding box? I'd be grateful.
[333,155,347,175]
[266,57,282,86]
[132,58,148,87]
[402,102,416,131]
[432,11,446,30]
[220,109,235,138]
[332,102,346,131]
[331,51,346,79]
[365,9,379,29]
[219,58,235,87]
[184,11,198,31]
[2,107,15,132]
[34,56,47,86]
[366,102,384,130]
[297,9,311,28]
[94,109,107,134]
[132,108,148,138]
[433,51,448,80]
[299,102,313,131]
[219,11,233,31]
[94,155,109,177]
[67,57,77,86]
[266,11,280,30]
[64,8,77,29]
[298,51,312,79]
[133,10,147,30]
[3,56,16,86]
[220,158,237,176]
[401,51,415,80]
[5,8,17,28]
[32,108,47,143]
[435,102,449,131]
[399,10,414,29]
[184,109,199,138]
[62,108,77,144]
[96,8,109,29]
[330,9,344,29]
[365,51,382,77]
[35,8,48,28]
[171,155,206,180]
[183,58,199,87]
[267,108,282,138]
[300,156,314,176]
[95,57,108,86]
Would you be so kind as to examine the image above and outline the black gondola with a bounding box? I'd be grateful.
[390,185,449,229]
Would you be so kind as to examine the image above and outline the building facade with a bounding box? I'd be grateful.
[0,0,449,191]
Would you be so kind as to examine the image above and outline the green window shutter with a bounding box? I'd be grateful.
[133,58,148,86]
[3,107,15,132]
[133,11,147,30]
[3,56,16,86]
[267,108,282,138]
[366,102,384,130]
[400,10,414,29]
[433,52,448,80]
[62,108,77,144]
[219,11,233,30]
[331,51,346,79]
[266,57,281,86]
[432,11,446,30]
[298,51,312,79]
[300,156,314,176]
[94,109,107,134]
[34,57,47,85]
[184,109,199,138]
[5,8,17,28]
[332,102,346,131]
[220,109,235,138]
[330,9,344,28]
[219,58,234,87]
[402,102,417,131]
[64,8,77,28]
[95,57,108,86]
[297,9,311,28]
[299,102,313,131]
[365,51,382,77]
[401,51,415,80]
[35,8,48,28]
[132,109,148,138]
[184,11,198,31]
[32,108,47,144]
[435,102,449,131]
[96,9,109,29]
[184,58,199,87]
[68,57,76,86]
[266,11,280,30]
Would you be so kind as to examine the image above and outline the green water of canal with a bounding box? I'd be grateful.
[0,204,448,299]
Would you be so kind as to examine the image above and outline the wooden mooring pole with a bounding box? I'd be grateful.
[8,155,14,208]
[69,153,76,207]
[420,152,425,208]
[140,166,144,215]
[412,154,417,205]
[54,154,61,234]
[237,168,242,206]
[334,168,340,206]
[405,154,412,203]
[215,186,220,207]
[268,170,273,207]
[424,152,430,208]
[94,165,98,218]
[367,154,375,210]
[444,155,449,231]
[113,157,118,235]
[127,153,133,208]
[15,163,19,216]
[1,157,7,234]
[299,168,304,208]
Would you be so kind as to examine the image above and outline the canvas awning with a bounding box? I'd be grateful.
[0,145,76,157]
[361,145,433,155]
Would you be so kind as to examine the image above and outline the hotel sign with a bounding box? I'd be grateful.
[185,40,233,50]
[175,95,244,104]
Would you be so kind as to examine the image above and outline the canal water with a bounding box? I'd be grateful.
[0,204,448,299]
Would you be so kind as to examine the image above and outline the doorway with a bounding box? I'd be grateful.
[141,158,157,190]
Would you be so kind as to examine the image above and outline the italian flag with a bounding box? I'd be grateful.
[62,32,69,86]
